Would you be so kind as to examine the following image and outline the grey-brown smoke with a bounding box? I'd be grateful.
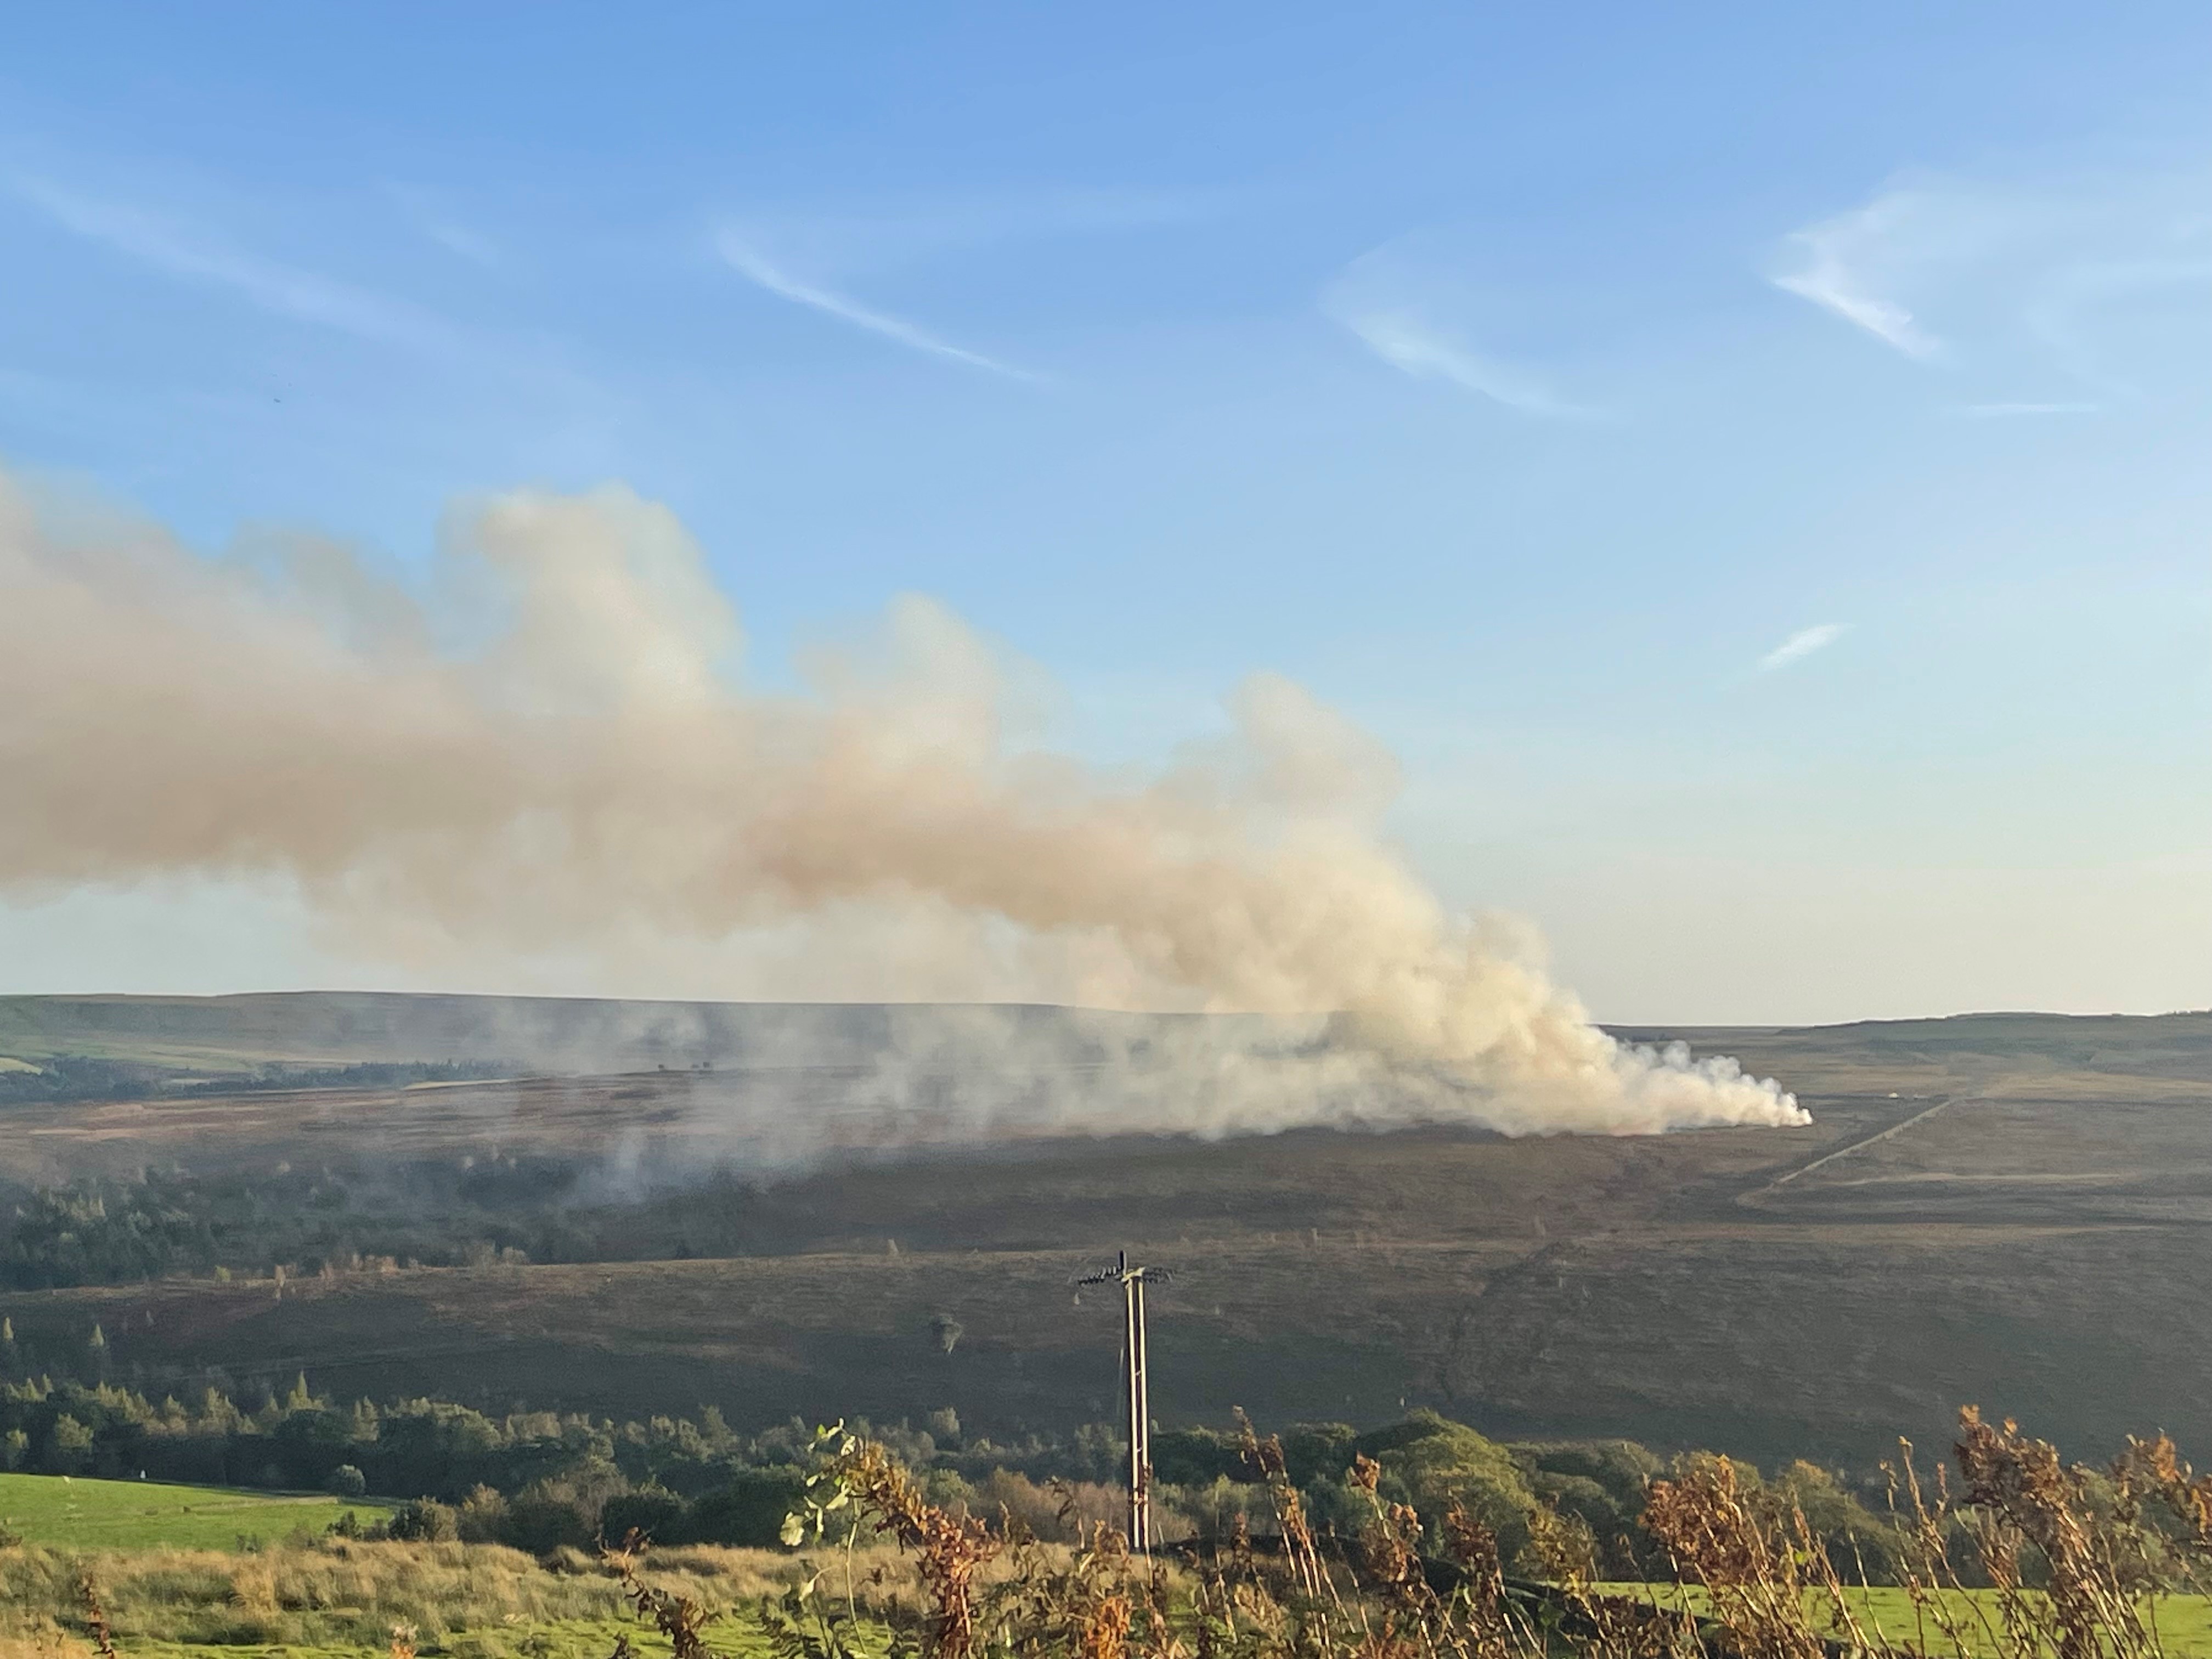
[0,473,1805,1140]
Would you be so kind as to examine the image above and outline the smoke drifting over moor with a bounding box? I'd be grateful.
[0,472,1804,1139]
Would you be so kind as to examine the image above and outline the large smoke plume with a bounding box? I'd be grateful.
[0,472,1805,1139]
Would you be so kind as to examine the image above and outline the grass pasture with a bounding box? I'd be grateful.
[0,1539,830,1659]
[1596,1585,2212,1658]
[4,1527,2212,1659]
[0,1473,392,1551]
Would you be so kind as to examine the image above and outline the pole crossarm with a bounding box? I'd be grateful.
[1074,1256,1171,1289]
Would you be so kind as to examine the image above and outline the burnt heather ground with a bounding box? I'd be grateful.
[3,995,2208,1464]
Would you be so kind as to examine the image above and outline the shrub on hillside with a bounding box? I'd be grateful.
[1279,1422,1358,1486]
[1153,1426,1250,1488]
[502,1479,600,1554]
[684,1466,808,1547]
[1166,1474,1275,1544]
[1510,1440,1664,1573]
[455,1483,510,1543]
[1353,1410,1542,1560]
[1517,1438,1662,1497]
[601,1484,689,1544]
[1770,1458,1907,1583]
[969,1469,1121,1542]
[382,1497,459,1542]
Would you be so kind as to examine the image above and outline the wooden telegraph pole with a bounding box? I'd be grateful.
[1078,1250,1165,1551]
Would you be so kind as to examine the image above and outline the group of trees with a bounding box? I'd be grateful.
[0,1167,558,1291]
[0,1361,1911,1578]
[0,1157,1917,1578]
[1152,1411,1906,1581]
[0,1056,167,1105]
[0,1369,1086,1551]
[0,1056,503,1107]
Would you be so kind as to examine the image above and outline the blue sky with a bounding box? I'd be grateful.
[1,2,2206,1022]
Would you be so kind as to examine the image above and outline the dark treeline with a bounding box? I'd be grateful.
[0,1349,1917,1579]
[0,1166,584,1290]
[0,1156,804,1291]
[171,1060,512,1094]
[0,1056,170,1105]
[0,1366,1107,1553]
[0,1056,506,1107]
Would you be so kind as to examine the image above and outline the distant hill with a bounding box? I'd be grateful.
[2,992,2209,1466]
[0,990,1278,1076]
[8,988,2208,1081]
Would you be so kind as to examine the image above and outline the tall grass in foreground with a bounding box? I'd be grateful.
[12,1409,2212,1659]
[758,1409,2212,1659]
[0,1539,826,1657]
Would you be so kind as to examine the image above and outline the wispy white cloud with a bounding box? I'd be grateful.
[1334,306,1598,418]
[1321,241,1602,420]
[1756,623,1847,674]
[11,173,461,353]
[1767,165,2210,390]
[716,233,1036,380]
[1770,195,1946,359]
[4,168,628,453]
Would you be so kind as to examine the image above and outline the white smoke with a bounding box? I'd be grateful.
[0,472,1805,1139]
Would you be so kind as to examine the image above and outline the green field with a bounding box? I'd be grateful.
[1597,1584,2212,1658]
[55,1616,780,1659]
[0,1537,815,1659]
[0,1471,393,1550]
